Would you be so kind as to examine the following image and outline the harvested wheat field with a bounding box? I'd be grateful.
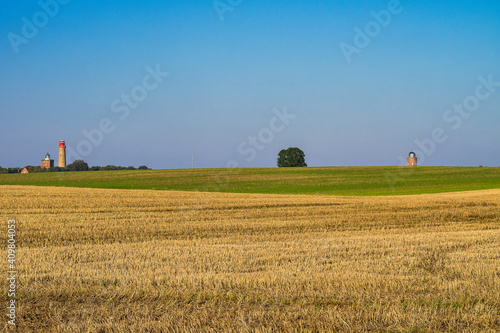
[1,185,499,332]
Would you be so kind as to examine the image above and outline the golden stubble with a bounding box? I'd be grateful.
[0,186,499,332]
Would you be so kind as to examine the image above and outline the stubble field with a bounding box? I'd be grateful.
[1,185,499,332]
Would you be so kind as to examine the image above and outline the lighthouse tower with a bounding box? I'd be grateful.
[58,140,66,167]
[41,153,54,169]
[407,152,417,166]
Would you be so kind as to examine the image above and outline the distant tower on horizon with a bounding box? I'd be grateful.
[41,153,54,169]
[407,152,417,166]
[58,140,66,167]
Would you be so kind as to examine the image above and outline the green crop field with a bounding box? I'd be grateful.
[1,166,499,196]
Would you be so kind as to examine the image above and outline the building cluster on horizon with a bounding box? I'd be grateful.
[22,140,67,174]
[41,140,66,169]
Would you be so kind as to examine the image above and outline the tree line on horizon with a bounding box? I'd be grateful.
[0,160,149,173]
[2,147,307,173]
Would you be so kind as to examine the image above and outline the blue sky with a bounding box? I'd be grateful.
[1,0,499,169]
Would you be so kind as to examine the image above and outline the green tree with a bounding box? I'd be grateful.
[67,160,89,171]
[277,147,307,167]
[138,165,149,170]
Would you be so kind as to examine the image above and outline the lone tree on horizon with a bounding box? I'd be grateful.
[277,147,307,167]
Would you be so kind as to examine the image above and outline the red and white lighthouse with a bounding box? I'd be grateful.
[58,140,66,167]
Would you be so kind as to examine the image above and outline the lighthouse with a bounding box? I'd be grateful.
[407,152,417,166]
[41,153,54,169]
[58,140,66,167]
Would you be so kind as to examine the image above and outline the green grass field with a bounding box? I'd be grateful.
[1,166,499,196]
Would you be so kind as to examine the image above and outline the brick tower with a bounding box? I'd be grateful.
[41,153,54,169]
[58,140,66,167]
[407,152,417,166]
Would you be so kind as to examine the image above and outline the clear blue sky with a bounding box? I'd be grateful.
[1,0,499,169]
